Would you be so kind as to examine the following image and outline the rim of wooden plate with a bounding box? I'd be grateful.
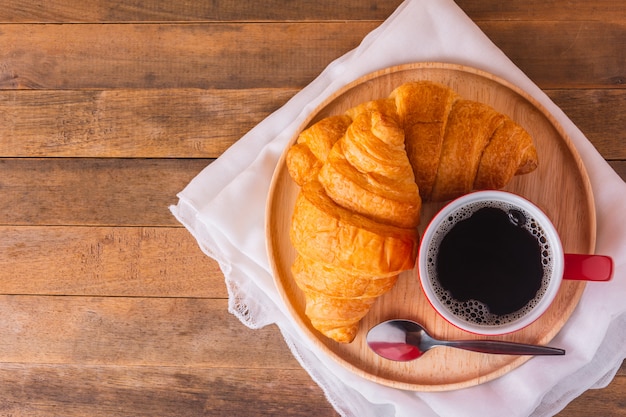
[265,62,595,391]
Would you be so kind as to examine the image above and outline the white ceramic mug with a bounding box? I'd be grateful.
[417,190,613,335]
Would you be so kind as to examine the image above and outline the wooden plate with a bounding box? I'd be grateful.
[265,62,595,391]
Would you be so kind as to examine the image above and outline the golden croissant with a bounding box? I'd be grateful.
[285,81,538,343]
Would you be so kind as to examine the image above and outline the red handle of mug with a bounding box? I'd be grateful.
[563,254,613,281]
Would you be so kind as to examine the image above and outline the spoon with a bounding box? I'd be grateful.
[366,319,565,361]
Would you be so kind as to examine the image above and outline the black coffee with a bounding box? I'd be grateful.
[427,202,552,326]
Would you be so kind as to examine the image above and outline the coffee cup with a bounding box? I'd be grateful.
[417,190,613,335]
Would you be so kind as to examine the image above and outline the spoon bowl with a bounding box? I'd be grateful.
[366,319,565,362]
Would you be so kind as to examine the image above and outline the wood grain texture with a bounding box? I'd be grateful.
[0,22,624,90]
[0,227,223,297]
[0,158,210,226]
[0,0,402,23]
[0,0,624,23]
[0,89,295,158]
[0,364,338,417]
[0,0,623,415]
[459,0,626,22]
[547,89,626,159]
[479,21,626,88]
[0,296,336,415]
[0,23,374,90]
[0,297,292,366]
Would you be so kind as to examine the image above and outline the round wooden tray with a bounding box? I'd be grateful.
[265,62,595,391]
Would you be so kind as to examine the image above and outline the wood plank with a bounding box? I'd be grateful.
[0,23,373,90]
[0,364,338,417]
[547,90,626,159]
[459,0,626,22]
[0,364,621,417]
[0,89,623,159]
[0,226,223,297]
[0,89,295,158]
[0,0,623,23]
[0,296,295,367]
[479,21,626,88]
[0,158,210,226]
[0,0,402,23]
[0,22,624,90]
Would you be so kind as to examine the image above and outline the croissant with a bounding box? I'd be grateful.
[289,180,417,343]
[319,100,422,229]
[390,81,538,201]
[390,81,460,201]
[286,115,352,186]
[291,255,399,343]
[287,103,420,342]
[285,81,538,343]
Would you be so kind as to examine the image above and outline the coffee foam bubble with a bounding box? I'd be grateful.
[426,200,554,327]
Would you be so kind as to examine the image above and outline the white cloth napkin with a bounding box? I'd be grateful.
[170,1,626,415]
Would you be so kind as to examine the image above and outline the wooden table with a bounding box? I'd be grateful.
[0,1,623,416]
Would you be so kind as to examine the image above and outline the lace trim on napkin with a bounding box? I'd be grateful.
[226,277,267,329]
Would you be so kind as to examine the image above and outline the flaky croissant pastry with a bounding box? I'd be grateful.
[390,81,538,201]
[285,81,538,343]
[288,102,420,343]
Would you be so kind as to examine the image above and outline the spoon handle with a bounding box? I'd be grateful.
[443,340,565,356]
